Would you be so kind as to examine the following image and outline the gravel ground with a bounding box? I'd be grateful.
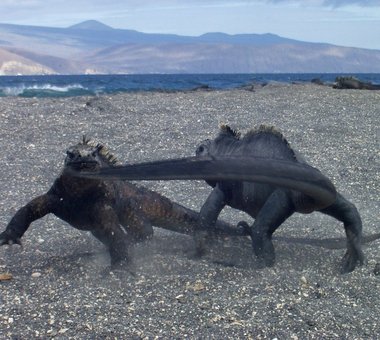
[0,83,379,338]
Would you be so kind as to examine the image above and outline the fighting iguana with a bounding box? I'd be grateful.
[0,137,245,268]
[78,125,378,273]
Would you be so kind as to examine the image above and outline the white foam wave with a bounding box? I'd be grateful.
[0,83,87,96]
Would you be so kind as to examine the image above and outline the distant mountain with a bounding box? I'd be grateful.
[0,20,380,75]
[68,20,114,31]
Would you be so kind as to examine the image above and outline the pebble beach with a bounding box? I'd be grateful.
[0,83,379,338]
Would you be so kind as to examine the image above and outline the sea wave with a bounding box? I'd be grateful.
[0,83,96,97]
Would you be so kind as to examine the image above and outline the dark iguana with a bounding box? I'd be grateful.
[0,137,245,268]
[77,125,378,273]
[333,76,380,90]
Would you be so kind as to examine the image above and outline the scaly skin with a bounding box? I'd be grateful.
[77,126,372,273]
[0,137,244,268]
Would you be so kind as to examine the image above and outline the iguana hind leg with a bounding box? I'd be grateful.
[90,204,132,268]
[319,193,364,273]
[248,189,294,267]
[118,198,154,242]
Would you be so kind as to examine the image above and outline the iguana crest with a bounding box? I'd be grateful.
[219,124,241,139]
[80,135,120,166]
[245,124,286,140]
[220,124,290,144]
[217,124,296,161]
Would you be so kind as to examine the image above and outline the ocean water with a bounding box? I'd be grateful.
[0,73,379,98]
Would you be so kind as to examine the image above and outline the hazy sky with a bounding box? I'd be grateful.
[1,0,379,50]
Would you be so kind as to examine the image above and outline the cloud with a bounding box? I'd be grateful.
[265,0,380,6]
[323,0,380,6]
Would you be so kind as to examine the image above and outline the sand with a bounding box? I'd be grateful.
[0,83,379,338]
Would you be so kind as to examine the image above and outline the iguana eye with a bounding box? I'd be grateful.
[196,140,210,156]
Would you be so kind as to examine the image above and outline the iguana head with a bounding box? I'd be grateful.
[196,124,241,158]
[64,136,119,173]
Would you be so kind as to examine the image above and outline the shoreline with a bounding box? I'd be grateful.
[1,73,380,98]
[0,84,379,337]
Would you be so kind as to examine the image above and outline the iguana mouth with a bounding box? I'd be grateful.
[65,160,99,171]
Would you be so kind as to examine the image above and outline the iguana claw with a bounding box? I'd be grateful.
[0,230,22,247]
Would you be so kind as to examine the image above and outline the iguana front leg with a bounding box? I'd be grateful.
[0,194,58,246]
[196,185,226,255]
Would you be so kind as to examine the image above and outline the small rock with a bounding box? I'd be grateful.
[0,273,13,281]
[175,294,186,303]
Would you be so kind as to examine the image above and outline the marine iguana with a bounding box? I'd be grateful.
[333,76,380,90]
[77,125,377,273]
[0,136,246,268]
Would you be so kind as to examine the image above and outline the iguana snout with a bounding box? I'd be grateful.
[64,145,102,171]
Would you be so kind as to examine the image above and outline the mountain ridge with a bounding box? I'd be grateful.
[0,20,379,75]
[68,20,114,31]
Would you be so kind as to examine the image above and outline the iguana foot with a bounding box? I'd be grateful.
[255,251,276,268]
[341,249,365,274]
[192,230,215,258]
[250,232,276,268]
[240,221,276,267]
[0,230,22,246]
[237,221,251,235]
[109,261,136,277]
[109,245,132,271]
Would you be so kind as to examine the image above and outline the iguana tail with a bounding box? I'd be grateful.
[274,233,380,250]
[76,155,337,210]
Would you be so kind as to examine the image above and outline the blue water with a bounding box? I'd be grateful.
[0,73,379,98]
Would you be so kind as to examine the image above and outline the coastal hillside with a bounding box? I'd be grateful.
[1,20,380,75]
